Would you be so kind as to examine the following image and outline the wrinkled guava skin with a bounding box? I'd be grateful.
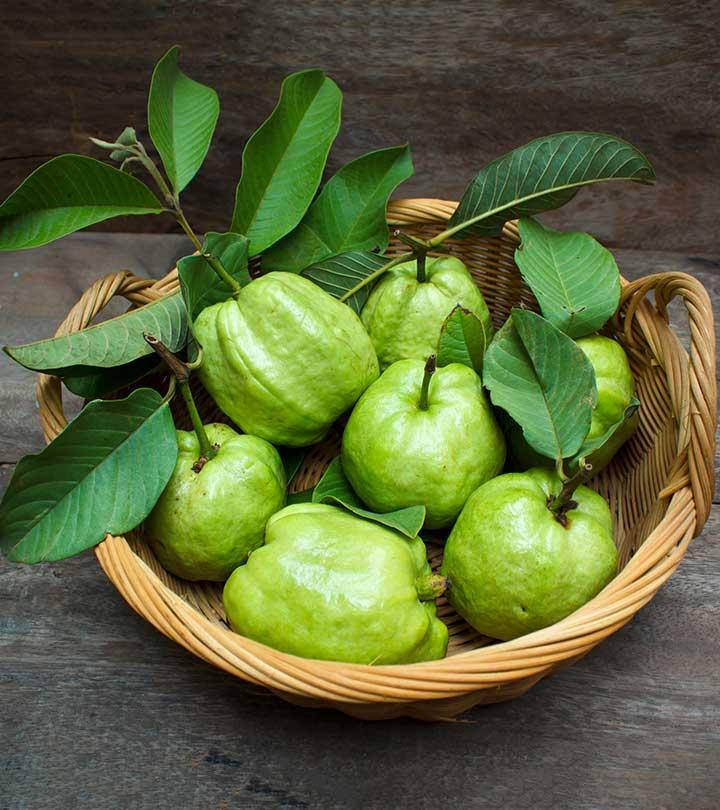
[441,468,617,641]
[194,272,379,447]
[507,335,638,474]
[223,503,448,664]
[341,360,505,529]
[145,424,286,582]
[361,256,493,370]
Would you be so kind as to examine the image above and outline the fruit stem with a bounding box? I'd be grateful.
[144,333,216,464]
[416,573,448,601]
[418,355,437,411]
[416,251,427,283]
[548,462,593,525]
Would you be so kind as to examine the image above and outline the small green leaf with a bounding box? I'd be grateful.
[302,250,389,314]
[278,446,307,487]
[178,232,250,321]
[4,293,188,374]
[571,396,640,467]
[148,45,220,195]
[515,218,621,338]
[231,70,342,255]
[0,155,164,251]
[436,305,492,373]
[312,457,425,538]
[483,309,597,460]
[0,388,178,564]
[262,145,413,272]
[287,488,314,505]
[445,132,655,241]
[62,355,162,399]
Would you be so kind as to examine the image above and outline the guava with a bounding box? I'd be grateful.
[145,423,286,581]
[341,358,505,529]
[361,255,493,370]
[223,503,448,664]
[441,468,617,640]
[194,272,379,447]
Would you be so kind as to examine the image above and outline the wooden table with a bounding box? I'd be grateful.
[1,234,718,809]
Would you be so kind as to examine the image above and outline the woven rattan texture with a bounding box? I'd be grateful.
[35,199,716,721]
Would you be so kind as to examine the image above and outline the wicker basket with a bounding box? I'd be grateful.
[36,199,716,721]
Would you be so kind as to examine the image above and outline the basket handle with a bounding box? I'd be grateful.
[36,270,175,443]
[616,271,716,532]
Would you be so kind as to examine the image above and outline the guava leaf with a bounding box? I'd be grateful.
[0,388,178,564]
[312,457,425,538]
[0,155,164,251]
[277,446,307,487]
[301,250,389,314]
[177,232,250,322]
[483,309,597,460]
[514,217,621,338]
[62,355,162,399]
[571,396,640,468]
[446,132,655,241]
[436,305,492,373]
[4,293,188,373]
[262,145,413,272]
[148,45,220,194]
[231,70,342,255]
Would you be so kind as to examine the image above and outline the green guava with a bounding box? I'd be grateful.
[145,423,286,581]
[341,358,505,529]
[360,256,493,370]
[441,468,617,641]
[507,334,638,474]
[223,503,448,664]
[193,272,379,447]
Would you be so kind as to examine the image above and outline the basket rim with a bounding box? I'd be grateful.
[35,197,717,709]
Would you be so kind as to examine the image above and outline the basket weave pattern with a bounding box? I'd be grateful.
[36,199,716,721]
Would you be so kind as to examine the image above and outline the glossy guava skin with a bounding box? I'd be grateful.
[508,335,638,474]
[441,468,617,641]
[361,256,493,370]
[223,503,448,664]
[193,272,379,447]
[145,423,286,582]
[341,360,506,529]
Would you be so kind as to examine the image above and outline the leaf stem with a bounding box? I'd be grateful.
[339,251,414,303]
[144,333,216,463]
[548,461,593,525]
[418,355,436,411]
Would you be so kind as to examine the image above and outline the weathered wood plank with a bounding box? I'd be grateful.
[1,1,719,252]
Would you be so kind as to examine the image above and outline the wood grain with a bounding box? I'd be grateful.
[1,1,719,252]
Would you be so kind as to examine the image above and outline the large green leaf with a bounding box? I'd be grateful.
[231,70,342,255]
[442,132,655,242]
[148,46,220,194]
[515,218,620,338]
[0,388,178,563]
[262,145,413,272]
[483,309,597,460]
[178,232,250,322]
[436,305,492,373]
[4,293,188,374]
[301,250,389,314]
[312,457,425,538]
[0,155,164,251]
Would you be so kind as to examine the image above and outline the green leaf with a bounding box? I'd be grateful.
[278,446,307,487]
[0,388,178,563]
[0,155,164,251]
[312,457,425,538]
[178,232,250,321]
[483,309,597,460]
[148,45,220,194]
[445,132,655,241]
[514,218,621,338]
[572,396,640,466]
[62,355,162,399]
[436,305,492,373]
[302,250,389,314]
[231,69,342,255]
[4,293,188,374]
[287,488,314,505]
[262,145,413,272]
